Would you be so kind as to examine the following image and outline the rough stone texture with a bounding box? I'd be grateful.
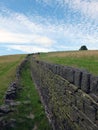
[0,105,13,114]
[90,75,98,94]
[74,69,82,89]
[81,72,91,93]
[5,82,18,101]
[31,59,98,130]
[62,67,75,83]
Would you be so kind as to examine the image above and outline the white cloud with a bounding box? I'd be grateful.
[60,0,98,20]
[72,0,98,19]
[32,36,55,46]
[39,0,98,20]
[0,29,54,47]
[8,45,53,53]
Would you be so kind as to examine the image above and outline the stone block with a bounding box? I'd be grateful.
[65,90,76,106]
[74,69,82,89]
[5,91,16,100]
[46,63,50,69]
[56,65,60,75]
[59,66,64,77]
[90,75,98,93]
[48,63,53,71]
[49,64,54,72]
[76,91,84,111]
[52,65,58,74]
[68,84,78,93]
[70,106,79,123]
[81,72,91,93]
[62,67,74,83]
[43,62,47,68]
[0,105,13,114]
[90,94,98,103]
[84,103,96,122]
[40,61,44,67]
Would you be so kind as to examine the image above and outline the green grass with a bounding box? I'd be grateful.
[0,54,26,104]
[8,57,51,130]
[36,50,98,75]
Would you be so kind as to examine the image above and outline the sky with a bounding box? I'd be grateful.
[0,0,98,55]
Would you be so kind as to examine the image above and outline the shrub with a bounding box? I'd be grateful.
[79,45,88,50]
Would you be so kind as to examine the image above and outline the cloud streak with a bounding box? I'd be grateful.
[8,45,53,53]
[67,0,98,20]
[39,0,98,20]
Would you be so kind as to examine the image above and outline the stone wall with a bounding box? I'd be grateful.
[31,59,98,130]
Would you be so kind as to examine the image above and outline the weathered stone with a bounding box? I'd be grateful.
[58,66,64,77]
[74,69,82,89]
[56,65,60,75]
[49,64,54,72]
[81,72,91,93]
[90,94,98,103]
[62,67,74,83]
[90,75,98,93]
[76,92,84,111]
[68,84,78,94]
[9,101,21,107]
[0,105,13,114]
[5,91,17,100]
[70,106,79,123]
[84,104,96,122]
[4,82,18,102]
[52,65,58,74]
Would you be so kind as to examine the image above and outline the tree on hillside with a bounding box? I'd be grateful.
[79,45,88,50]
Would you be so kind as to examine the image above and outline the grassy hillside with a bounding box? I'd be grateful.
[1,50,98,129]
[0,54,26,104]
[36,50,98,76]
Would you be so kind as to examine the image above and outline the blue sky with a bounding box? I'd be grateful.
[0,0,98,55]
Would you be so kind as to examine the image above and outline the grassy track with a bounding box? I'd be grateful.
[36,50,98,75]
[0,54,26,104]
[8,56,51,130]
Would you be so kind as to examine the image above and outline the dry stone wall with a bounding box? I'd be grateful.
[31,59,98,130]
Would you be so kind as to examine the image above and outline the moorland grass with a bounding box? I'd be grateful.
[36,50,98,76]
[0,54,26,104]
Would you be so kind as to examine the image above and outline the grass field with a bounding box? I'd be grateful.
[36,50,98,76]
[0,54,26,104]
